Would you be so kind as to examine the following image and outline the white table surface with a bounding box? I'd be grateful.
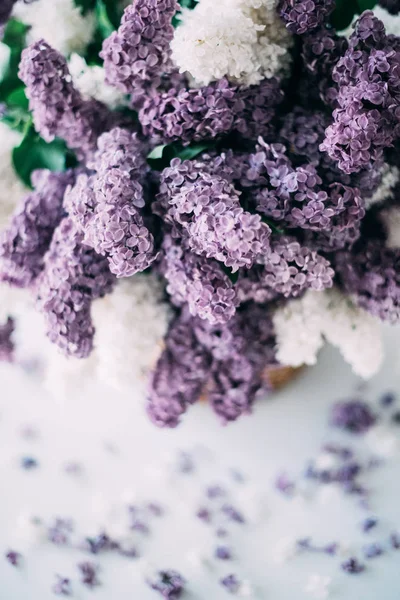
[0,326,399,599]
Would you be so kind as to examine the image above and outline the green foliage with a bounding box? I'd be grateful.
[12,125,68,188]
[0,19,29,101]
[74,0,96,14]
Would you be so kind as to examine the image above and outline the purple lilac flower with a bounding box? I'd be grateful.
[379,0,400,14]
[248,140,364,235]
[35,217,115,358]
[236,235,334,303]
[330,400,376,434]
[47,518,73,545]
[380,392,396,407]
[52,576,72,596]
[364,543,384,559]
[221,504,245,524]
[341,557,365,574]
[5,551,21,567]
[161,235,237,324]
[66,128,156,278]
[277,0,335,35]
[195,303,276,423]
[84,532,119,554]
[321,12,400,174]
[19,41,115,161]
[302,24,348,106]
[0,317,15,362]
[215,546,232,560]
[101,0,178,107]
[139,78,282,144]
[335,238,400,322]
[21,456,38,470]
[147,308,211,428]
[156,159,271,271]
[78,562,100,589]
[390,533,400,549]
[0,170,76,287]
[220,574,241,594]
[275,472,296,496]
[147,569,186,599]
[362,517,378,533]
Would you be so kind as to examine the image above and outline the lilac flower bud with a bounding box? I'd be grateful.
[101,0,178,105]
[277,0,335,35]
[0,317,14,363]
[147,308,211,428]
[35,217,115,358]
[19,40,115,161]
[0,170,76,288]
[156,158,271,271]
[161,235,238,324]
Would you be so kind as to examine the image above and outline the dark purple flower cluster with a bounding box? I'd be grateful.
[148,301,276,427]
[0,170,76,287]
[321,12,400,174]
[0,0,16,28]
[147,569,186,599]
[301,24,348,106]
[35,217,115,358]
[331,400,377,434]
[277,0,336,35]
[0,317,15,363]
[335,236,400,322]
[139,77,282,144]
[65,128,156,277]
[19,41,115,160]
[101,0,178,107]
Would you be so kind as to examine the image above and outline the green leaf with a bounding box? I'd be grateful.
[330,0,359,30]
[6,87,29,111]
[356,0,377,10]
[148,145,168,160]
[12,126,67,188]
[0,19,29,102]
[176,143,211,161]
[74,0,97,15]
[96,0,116,39]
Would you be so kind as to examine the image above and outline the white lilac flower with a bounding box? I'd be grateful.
[170,0,292,86]
[365,164,400,209]
[68,54,127,109]
[13,0,96,56]
[91,274,173,392]
[0,123,26,230]
[304,574,332,599]
[380,206,400,249]
[273,288,384,378]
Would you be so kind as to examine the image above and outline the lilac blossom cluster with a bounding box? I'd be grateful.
[65,127,156,277]
[321,12,400,174]
[1,1,400,426]
[277,0,336,35]
[19,41,116,161]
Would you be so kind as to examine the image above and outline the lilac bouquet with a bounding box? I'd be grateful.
[0,0,399,427]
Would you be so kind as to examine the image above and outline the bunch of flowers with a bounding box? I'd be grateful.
[0,0,399,427]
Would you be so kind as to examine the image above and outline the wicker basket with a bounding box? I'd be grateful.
[263,364,303,390]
